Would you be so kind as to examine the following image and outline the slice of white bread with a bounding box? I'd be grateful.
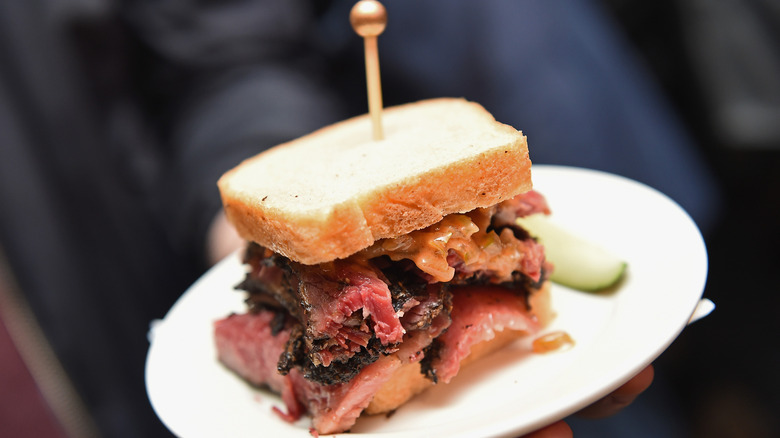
[218,98,532,265]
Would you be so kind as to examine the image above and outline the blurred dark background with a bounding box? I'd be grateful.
[1,1,778,437]
[600,1,780,437]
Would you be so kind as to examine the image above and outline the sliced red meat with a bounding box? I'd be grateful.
[215,309,450,435]
[214,285,534,434]
[297,260,405,366]
[431,285,542,384]
[241,252,407,374]
[494,189,551,223]
[214,312,305,421]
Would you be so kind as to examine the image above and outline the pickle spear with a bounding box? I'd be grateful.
[516,214,627,291]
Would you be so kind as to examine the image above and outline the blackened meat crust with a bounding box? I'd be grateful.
[419,338,443,384]
[238,251,300,317]
[239,243,407,385]
[278,329,384,385]
[451,266,548,310]
[376,257,430,312]
[237,238,544,386]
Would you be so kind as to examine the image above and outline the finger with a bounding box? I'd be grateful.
[577,364,655,419]
[520,420,573,438]
[206,211,244,265]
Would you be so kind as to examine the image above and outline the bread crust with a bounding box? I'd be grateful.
[218,98,532,265]
[365,282,553,414]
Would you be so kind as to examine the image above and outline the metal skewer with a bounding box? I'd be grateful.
[350,0,387,141]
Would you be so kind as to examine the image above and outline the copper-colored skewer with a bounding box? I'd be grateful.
[350,0,387,141]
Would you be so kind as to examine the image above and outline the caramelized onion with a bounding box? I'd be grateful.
[358,197,545,283]
[532,331,575,353]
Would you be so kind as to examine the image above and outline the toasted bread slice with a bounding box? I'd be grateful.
[218,98,532,265]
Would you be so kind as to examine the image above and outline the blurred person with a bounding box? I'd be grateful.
[0,1,717,437]
[603,1,780,436]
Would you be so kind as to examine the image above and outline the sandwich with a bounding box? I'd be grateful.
[213,98,555,434]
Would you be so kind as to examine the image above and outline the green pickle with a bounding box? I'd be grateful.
[515,214,627,292]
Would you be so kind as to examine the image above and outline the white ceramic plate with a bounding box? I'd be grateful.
[145,165,709,437]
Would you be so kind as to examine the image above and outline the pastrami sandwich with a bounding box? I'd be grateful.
[214,98,555,434]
